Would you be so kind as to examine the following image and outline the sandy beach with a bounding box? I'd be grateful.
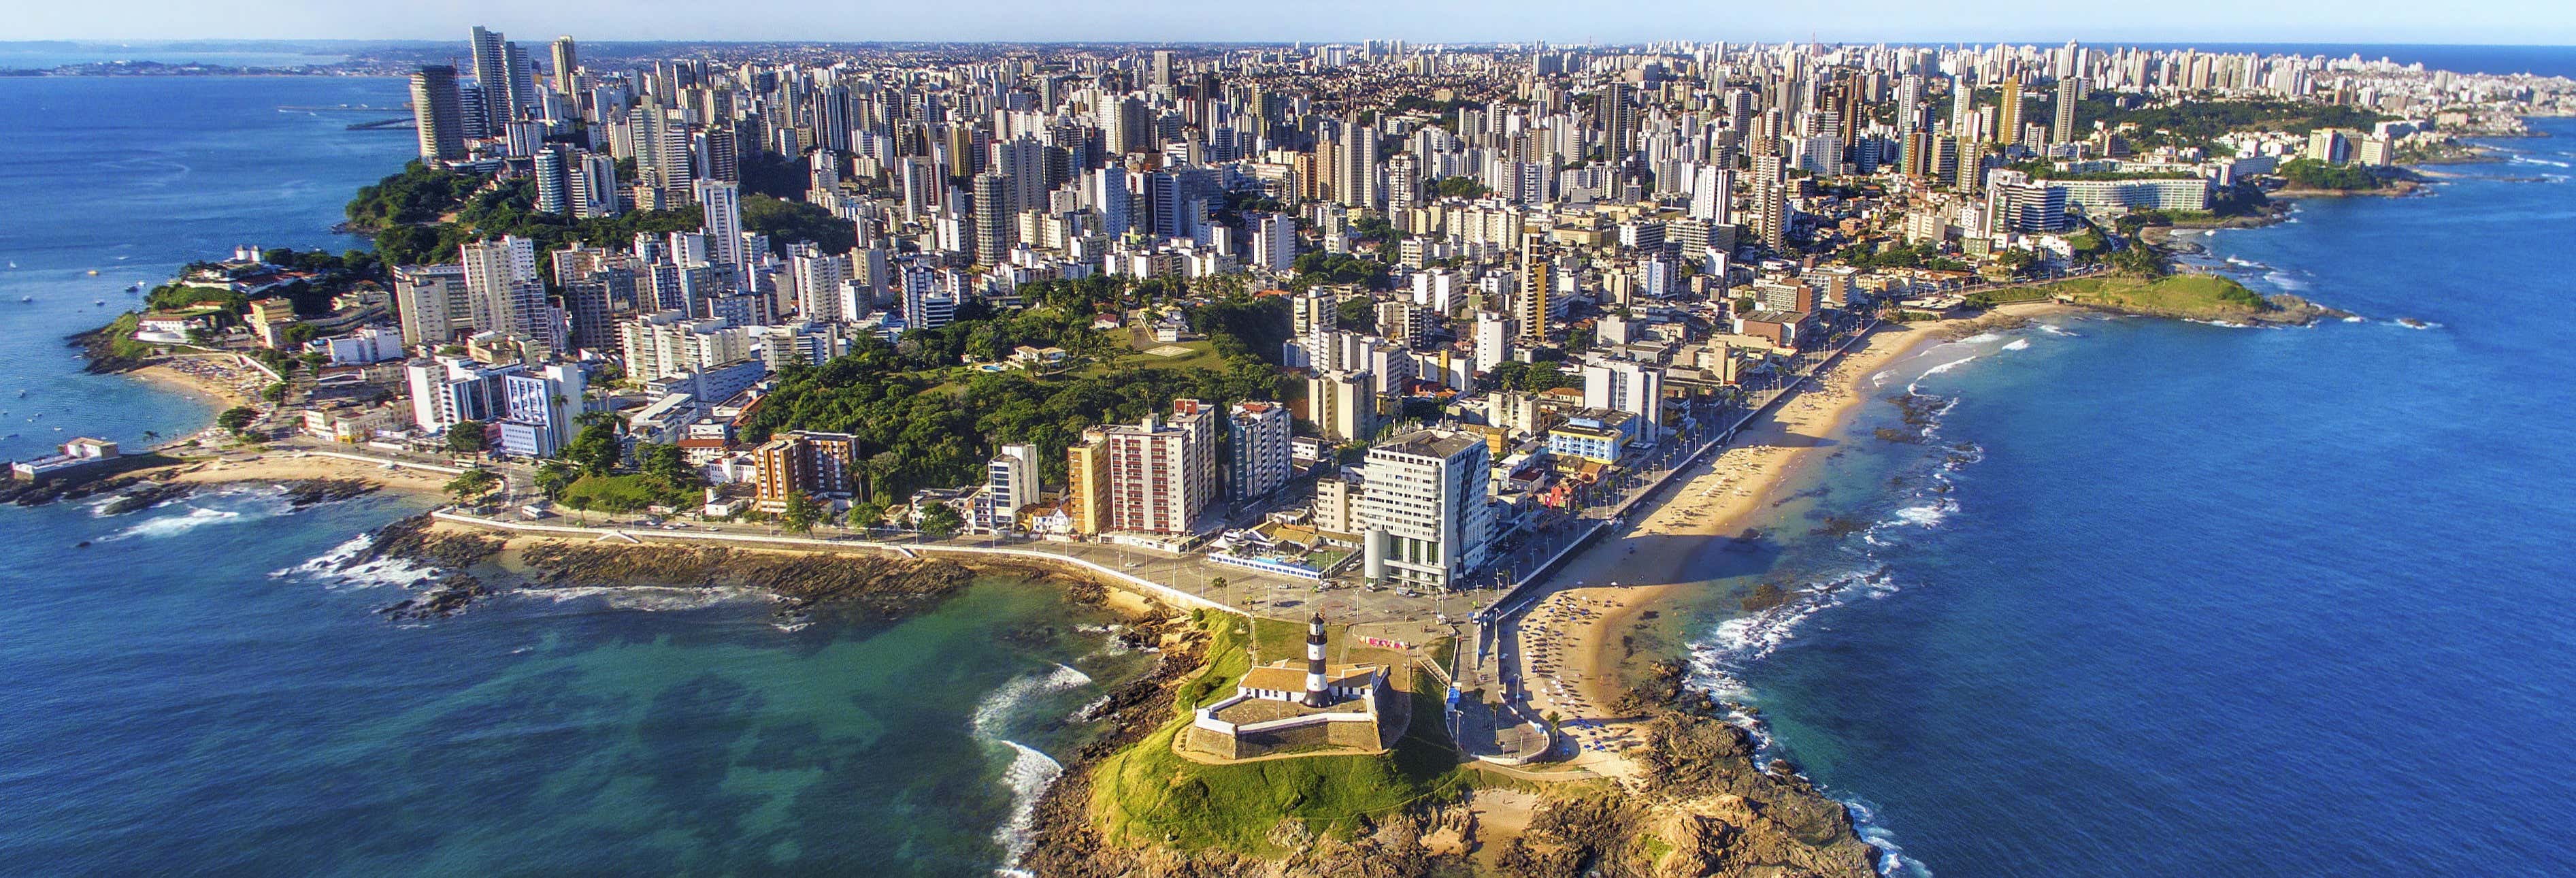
[159,449,457,496]
[129,355,265,412]
[1508,304,2071,769]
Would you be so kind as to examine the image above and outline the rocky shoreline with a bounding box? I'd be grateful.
[330,514,1027,623]
[1009,620,1879,877]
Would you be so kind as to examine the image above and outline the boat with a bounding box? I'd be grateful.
[93,299,105,307]
[16,296,29,303]
[85,270,98,276]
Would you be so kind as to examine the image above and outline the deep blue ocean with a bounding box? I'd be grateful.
[0,78,1146,876]
[1679,120,2576,874]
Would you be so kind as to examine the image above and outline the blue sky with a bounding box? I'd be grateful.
[5,0,2571,46]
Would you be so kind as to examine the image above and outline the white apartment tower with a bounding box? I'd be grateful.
[1357,429,1493,589]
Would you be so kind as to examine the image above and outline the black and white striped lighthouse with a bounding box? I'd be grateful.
[1302,612,1330,707]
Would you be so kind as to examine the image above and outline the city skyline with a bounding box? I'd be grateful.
[6,1,2574,47]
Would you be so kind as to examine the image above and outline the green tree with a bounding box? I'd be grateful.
[567,421,623,475]
[261,381,288,404]
[533,460,576,500]
[215,406,259,434]
[446,421,489,455]
[780,490,822,534]
[444,468,501,504]
[846,499,887,531]
[917,503,963,538]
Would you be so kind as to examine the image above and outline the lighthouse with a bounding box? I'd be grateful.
[1302,612,1330,707]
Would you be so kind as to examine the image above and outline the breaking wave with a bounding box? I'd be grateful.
[97,489,291,542]
[514,585,772,613]
[271,532,441,589]
[973,664,1095,875]
[2000,338,2031,352]
[989,741,1063,877]
[1905,355,1977,394]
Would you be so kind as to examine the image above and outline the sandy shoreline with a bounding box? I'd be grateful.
[1514,304,2072,766]
[160,450,456,497]
[127,355,263,412]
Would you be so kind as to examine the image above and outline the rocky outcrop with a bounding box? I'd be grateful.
[97,482,194,515]
[1501,662,1880,878]
[281,478,377,506]
[378,573,493,621]
[512,541,975,618]
[67,322,144,374]
[362,513,503,570]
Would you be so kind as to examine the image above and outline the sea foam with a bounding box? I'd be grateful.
[972,664,1095,875]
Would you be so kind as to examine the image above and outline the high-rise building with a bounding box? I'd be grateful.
[410,65,467,162]
[1307,370,1376,442]
[618,310,751,380]
[1998,76,2024,146]
[459,235,542,338]
[1066,429,1110,536]
[754,431,859,513]
[1472,311,1513,374]
[393,263,470,348]
[1227,401,1291,503]
[979,443,1041,533]
[970,170,1012,265]
[1583,359,1665,431]
[2053,77,2085,145]
[1100,400,1219,535]
[1751,154,1789,251]
[1687,165,1732,223]
[469,26,510,133]
[695,180,745,270]
[572,152,621,218]
[1357,428,1492,589]
[1337,123,1378,210]
[1250,212,1295,272]
[549,36,578,95]
[1515,231,1552,344]
[533,146,572,214]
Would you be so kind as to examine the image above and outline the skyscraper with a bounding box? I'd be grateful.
[549,36,579,96]
[469,26,510,133]
[1227,401,1291,503]
[695,180,745,270]
[1752,154,1788,252]
[409,65,466,162]
[2053,77,2085,145]
[1251,212,1295,272]
[1998,76,2024,146]
[970,171,1012,265]
[1516,231,1552,344]
[533,146,571,214]
[1337,123,1379,210]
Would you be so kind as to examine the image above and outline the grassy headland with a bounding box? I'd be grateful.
[2030,273,2343,325]
[1087,613,1477,856]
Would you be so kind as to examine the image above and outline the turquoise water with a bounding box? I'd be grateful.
[1680,121,2576,874]
[0,77,1146,876]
